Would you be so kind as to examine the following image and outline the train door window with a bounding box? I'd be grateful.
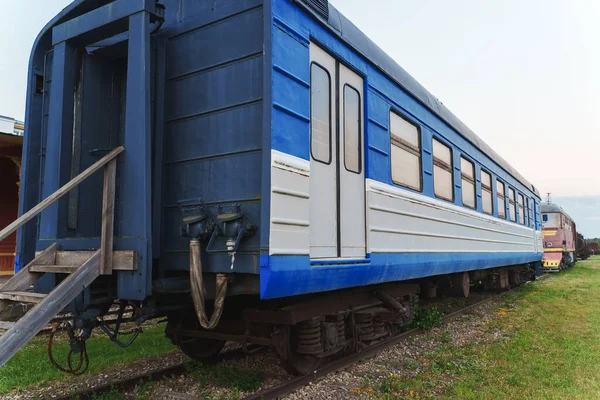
[481,170,493,215]
[496,180,506,219]
[518,194,525,225]
[343,85,361,173]
[310,64,332,164]
[527,198,533,227]
[508,188,516,222]
[432,138,453,202]
[390,111,422,191]
[460,157,476,209]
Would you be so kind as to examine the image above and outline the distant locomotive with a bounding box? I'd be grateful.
[541,203,576,271]
[0,0,545,374]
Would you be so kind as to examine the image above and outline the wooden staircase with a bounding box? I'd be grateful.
[0,147,129,368]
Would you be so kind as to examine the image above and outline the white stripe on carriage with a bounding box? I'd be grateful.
[370,205,532,239]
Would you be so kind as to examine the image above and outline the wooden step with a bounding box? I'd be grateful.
[34,250,138,271]
[0,291,46,304]
[0,321,16,331]
[29,265,79,274]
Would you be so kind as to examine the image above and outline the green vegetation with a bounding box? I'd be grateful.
[0,323,176,394]
[185,360,263,397]
[409,300,443,331]
[357,256,600,399]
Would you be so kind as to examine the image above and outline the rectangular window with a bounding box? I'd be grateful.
[310,64,331,164]
[481,170,493,215]
[433,138,453,201]
[390,111,422,191]
[344,85,361,173]
[527,198,533,227]
[543,213,560,228]
[518,194,525,225]
[496,180,506,219]
[460,157,476,209]
[508,188,516,222]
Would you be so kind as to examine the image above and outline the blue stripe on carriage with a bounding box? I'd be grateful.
[260,252,543,299]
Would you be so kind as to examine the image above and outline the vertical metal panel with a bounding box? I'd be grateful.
[160,2,264,274]
[39,41,76,241]
[117,11,153,298]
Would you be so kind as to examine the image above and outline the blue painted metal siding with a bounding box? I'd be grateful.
[159,0,265,274]
[259,0,542,299]
[270,0,538,201]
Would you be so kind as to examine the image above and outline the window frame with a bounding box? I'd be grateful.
[309,62,332,165]
[389,109,423,192]
[460,156,476,209]
[518,193,525,225]
[343,84,362,174]
[480,169,494,215]
[432,137,454,202]
[496,179,506,219]
[508,187,516,222]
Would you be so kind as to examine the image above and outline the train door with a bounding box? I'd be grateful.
[309,43,366,259]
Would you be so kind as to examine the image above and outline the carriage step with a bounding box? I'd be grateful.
[33,250,139,272]
[0,321,16,331]
[29,265,79,274]
[0,291,46,304]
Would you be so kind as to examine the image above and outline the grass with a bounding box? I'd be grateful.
[0,322,177,394]
[184,360,263,399]
[359,256,600,399]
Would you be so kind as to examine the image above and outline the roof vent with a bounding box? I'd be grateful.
[302,0,329,19]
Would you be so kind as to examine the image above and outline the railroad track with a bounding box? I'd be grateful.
[52,288,517,400]
[53,345,267,400]
[242,295,496,400]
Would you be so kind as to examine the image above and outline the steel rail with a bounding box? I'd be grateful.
[242,296,496,400]
[52,283,533,400]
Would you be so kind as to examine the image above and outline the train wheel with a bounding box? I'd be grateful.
[166,314,226,362]
[178,336,225,362]
[451,272,470,297]
[279,325,322,375]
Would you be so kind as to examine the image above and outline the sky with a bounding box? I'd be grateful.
[0,1,598,233]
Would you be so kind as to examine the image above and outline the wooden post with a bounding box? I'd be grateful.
[100,158,117,275]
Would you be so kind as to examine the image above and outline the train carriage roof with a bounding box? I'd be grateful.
[541,202,574,221]
[298,0,540,197]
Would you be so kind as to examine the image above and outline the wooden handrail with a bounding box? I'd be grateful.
[0,146,125,243]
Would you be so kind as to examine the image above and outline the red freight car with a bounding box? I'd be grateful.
[541,202,576,271]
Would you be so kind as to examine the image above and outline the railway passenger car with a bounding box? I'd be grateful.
[589,240,600,255]
[577,233,591,260]
[0,0,543,373]
[541,202,576,271]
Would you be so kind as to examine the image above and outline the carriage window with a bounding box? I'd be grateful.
[433,138,453,202]
[390,111,422,191]
[310,64,331,164]
[518,194,525,225]
[460,157,476,209]
[481,170,493,215]
[508,188,516,222]
[527,198,533,227]
[344,85,361,173]
[496,180,506,219]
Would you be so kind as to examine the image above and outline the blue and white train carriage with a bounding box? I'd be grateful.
[0,0,542,372]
